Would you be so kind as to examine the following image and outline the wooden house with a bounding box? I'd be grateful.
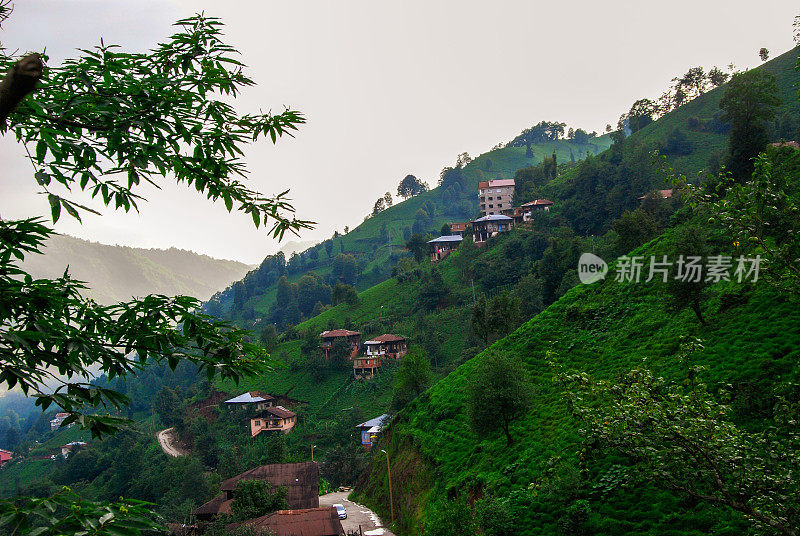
[427,235,462,262]
[193,462,320,521]
[353,356,381,379]
[472,214,513,244]
[448,222,469,237]
[364,334,408,359]
[250,406,297,436]
[230,508,344,536]
[319,330,361,359]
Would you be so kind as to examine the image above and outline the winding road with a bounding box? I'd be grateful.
[157,427,185,457]
[319,491,395,536]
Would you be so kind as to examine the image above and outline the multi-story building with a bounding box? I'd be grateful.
[478,179,515,216]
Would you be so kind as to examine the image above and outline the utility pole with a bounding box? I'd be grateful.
[380,449,395,525]
[311,444,316,462]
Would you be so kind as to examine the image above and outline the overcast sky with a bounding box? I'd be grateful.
[0,1,797,263]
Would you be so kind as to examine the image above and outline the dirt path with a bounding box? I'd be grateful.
[319,491,395,536]
[157,427,185,457]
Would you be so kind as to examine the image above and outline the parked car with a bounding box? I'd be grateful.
[333,504,347,519]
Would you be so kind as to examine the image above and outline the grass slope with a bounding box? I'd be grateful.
[353,225,800,534]
[23,234,252,304]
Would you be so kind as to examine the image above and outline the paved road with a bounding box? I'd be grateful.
[157,427,185,457]
[320,491,395,536]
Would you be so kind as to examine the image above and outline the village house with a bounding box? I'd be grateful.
[427,235,463,262]
[478,179,515,216]
[224,391,277,411]
[448,222,469,237]
[503,199,554,225]
[357,414,389,450]
[50,412,71,431]
[250,406,297,436]
[472,214,513,244]
[364,334,408,359]
[60,441,86,458]
[319,330,361,359]
[230,508,345,536]
[193,462,320,521]
[0,448,12,467]
[353,356,381,379]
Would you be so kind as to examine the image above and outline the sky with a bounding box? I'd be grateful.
[0,0,797,264]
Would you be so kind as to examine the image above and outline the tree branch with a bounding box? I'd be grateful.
[0,53,43,124]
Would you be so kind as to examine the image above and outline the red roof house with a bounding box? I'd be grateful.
[231,508,345,536]
[0,449,12,467]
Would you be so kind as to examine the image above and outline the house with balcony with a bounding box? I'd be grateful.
[364,334,408,359]
[472,214,513,244]
[250,406,297,436]
[503,199,554,224]
[427,235,462,262]
[319,330,361,359]
[478,179,515,216]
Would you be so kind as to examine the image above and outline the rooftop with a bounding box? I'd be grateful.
[233,508,344,536]
[357,414,389,430]
[487,179,515,187]
[427,235,463,244]
[520,199,554,207]
[254,406,296,419]
[473,214,513,222]
[224,391,276,404]
[364,334,407,344]
[319,329,361,338]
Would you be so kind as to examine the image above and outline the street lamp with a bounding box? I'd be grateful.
[311,445,317,462]
[380,449,394,526]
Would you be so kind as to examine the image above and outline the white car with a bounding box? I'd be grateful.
[333,503,347,519]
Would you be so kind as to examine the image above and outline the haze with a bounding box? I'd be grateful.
[0,0,796,264]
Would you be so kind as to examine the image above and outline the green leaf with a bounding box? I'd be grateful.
[48,195,61,223]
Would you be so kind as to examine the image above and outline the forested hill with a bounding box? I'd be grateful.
[22,234,252,304]
[210,134,612,325]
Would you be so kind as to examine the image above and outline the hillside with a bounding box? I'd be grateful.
[22,234,252,304]
[353,222,800,535]
[213,135,612,322]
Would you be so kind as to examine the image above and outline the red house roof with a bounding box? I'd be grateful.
[364,334,406,344]
[520,199,554,207]
[319,330,361,339]
[233,508,344,536]
[254,406,296,419]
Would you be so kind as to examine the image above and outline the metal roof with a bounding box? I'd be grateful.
[357,414,389,430]
[520,199,554,207]
[254,406,296,419]
[473,214,513,222]
[427,235,463,243]
[487,179,515,187]
[224,391,275,404]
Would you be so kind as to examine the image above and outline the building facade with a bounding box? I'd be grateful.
[363,334,408,359]
[472,214,513,243]
[478,179,515,216]
[250,406,297,436]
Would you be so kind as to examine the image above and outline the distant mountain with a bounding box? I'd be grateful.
[278,240,318,257]
[22,234,252,305]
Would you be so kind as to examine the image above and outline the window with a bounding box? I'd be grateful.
[489,204,494,208]
[254,420,261,426]
[488,196,493,201]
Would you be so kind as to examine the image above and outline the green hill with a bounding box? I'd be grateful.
[22,234,252,304]
[352,222,800,535]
